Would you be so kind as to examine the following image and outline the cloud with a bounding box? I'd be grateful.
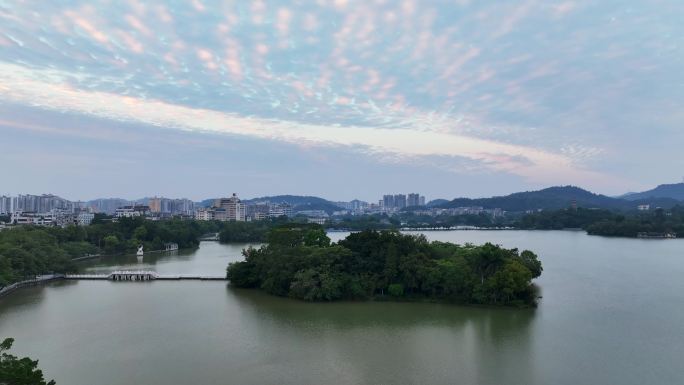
[0,61,613,188]
[0,0,681,195]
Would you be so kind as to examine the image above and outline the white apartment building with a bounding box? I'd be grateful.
[77,212,95,226]
[195,208,214,221]
[196,194,246,221]
[115,205,150,218]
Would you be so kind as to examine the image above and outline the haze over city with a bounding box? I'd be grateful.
[1,1,683,201]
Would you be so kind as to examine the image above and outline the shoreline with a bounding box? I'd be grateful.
[0,275,64,299]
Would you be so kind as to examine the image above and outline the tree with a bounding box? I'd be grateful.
[226,229,542,306]
[387,283,404,297]
[303,228,330,247]
[0,338,55,385]
[133,226,148,242]
[518,250,543,278]
[103,235,120,254]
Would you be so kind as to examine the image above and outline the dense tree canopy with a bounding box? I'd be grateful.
[227,227,542,306]
[0,227,77,286]
[519,206,684,237]
[217,218,295,243]
[517,208,619,230]
[0,217,221,286]
[0,338,55,385]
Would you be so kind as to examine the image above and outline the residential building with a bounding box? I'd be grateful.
[0,196,12,215]
[115,205,150,218]
[307,217,327,225]
[77,212,95,226]
[394,194,407,209]
[15,194,74,213]
[150,197,195,215]
[246,203,270,221]
[88,198,132,215]
[213,208,229,221]
[11,211,55,226]
[407,193,420,207]
[637,204,650,211]
[214,194,245,221]
[382,195,395,209]
[296,209,329,218]
[268,202,293,218]
[350,199,369,210]
[419,196,426,206]
[149,197,163,213]
[195,208,214,221]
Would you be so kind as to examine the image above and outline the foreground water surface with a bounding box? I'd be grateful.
[1,231,683,385]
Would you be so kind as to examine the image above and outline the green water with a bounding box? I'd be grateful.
[1,231,683,385]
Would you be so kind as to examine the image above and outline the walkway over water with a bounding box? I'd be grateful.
[65,270,226,281]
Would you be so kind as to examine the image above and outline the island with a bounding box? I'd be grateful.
[227,224,542,306]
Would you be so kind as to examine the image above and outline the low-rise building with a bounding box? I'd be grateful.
[115,205,150,218]
[195,194,246,221]
[77,212,95,226]
[11,211,56,226]
[307,217,328,225]
[195,208,214,221]
[269,202,293,218]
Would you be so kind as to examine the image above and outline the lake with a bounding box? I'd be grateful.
[1,231,683,385]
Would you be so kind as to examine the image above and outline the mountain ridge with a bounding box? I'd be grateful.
[621,183,684,201]
[438,186,681,212]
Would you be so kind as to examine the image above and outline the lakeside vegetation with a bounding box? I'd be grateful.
[218,218,291,243]
[0,217,220,286]
[518,206,684,237]
[3,203,677,288]
[227,225,542,306]
[0,338,55,385]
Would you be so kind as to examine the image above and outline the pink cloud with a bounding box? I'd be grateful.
[192,0,206,13]
[65,10,110,45]
[118,31,144,53]
[125,15,152,37]
[552,2,576,18]
[492,0,536,38]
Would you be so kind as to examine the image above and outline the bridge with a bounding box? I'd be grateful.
[65,270,226,281]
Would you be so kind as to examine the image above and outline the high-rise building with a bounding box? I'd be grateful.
[407,193,420,207]
[0,196,13,215]
[419,196,426,206]
[383,195,395,209]
[149,197,163,213]
[150,197,194,215]
[394,194,407,209]
[216,193,245,221]
[350,199,368,211]
[89,198,132,215]
[14,194,74,213]
[172,199,195,215]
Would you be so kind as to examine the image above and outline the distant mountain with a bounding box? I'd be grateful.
[86,198,134,214]
[198,198,216,208]
[244,195,343,214]
[438,186,681,212]
[426,199,449,207]
[621,183,684,201]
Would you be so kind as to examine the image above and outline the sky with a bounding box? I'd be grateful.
[1,0,683,202]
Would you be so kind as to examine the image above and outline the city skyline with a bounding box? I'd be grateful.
[2,1,684,200]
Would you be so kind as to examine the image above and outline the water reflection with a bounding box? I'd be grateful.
[227,287,538,384]
[81,250,192,271]
[77,241,254,275]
